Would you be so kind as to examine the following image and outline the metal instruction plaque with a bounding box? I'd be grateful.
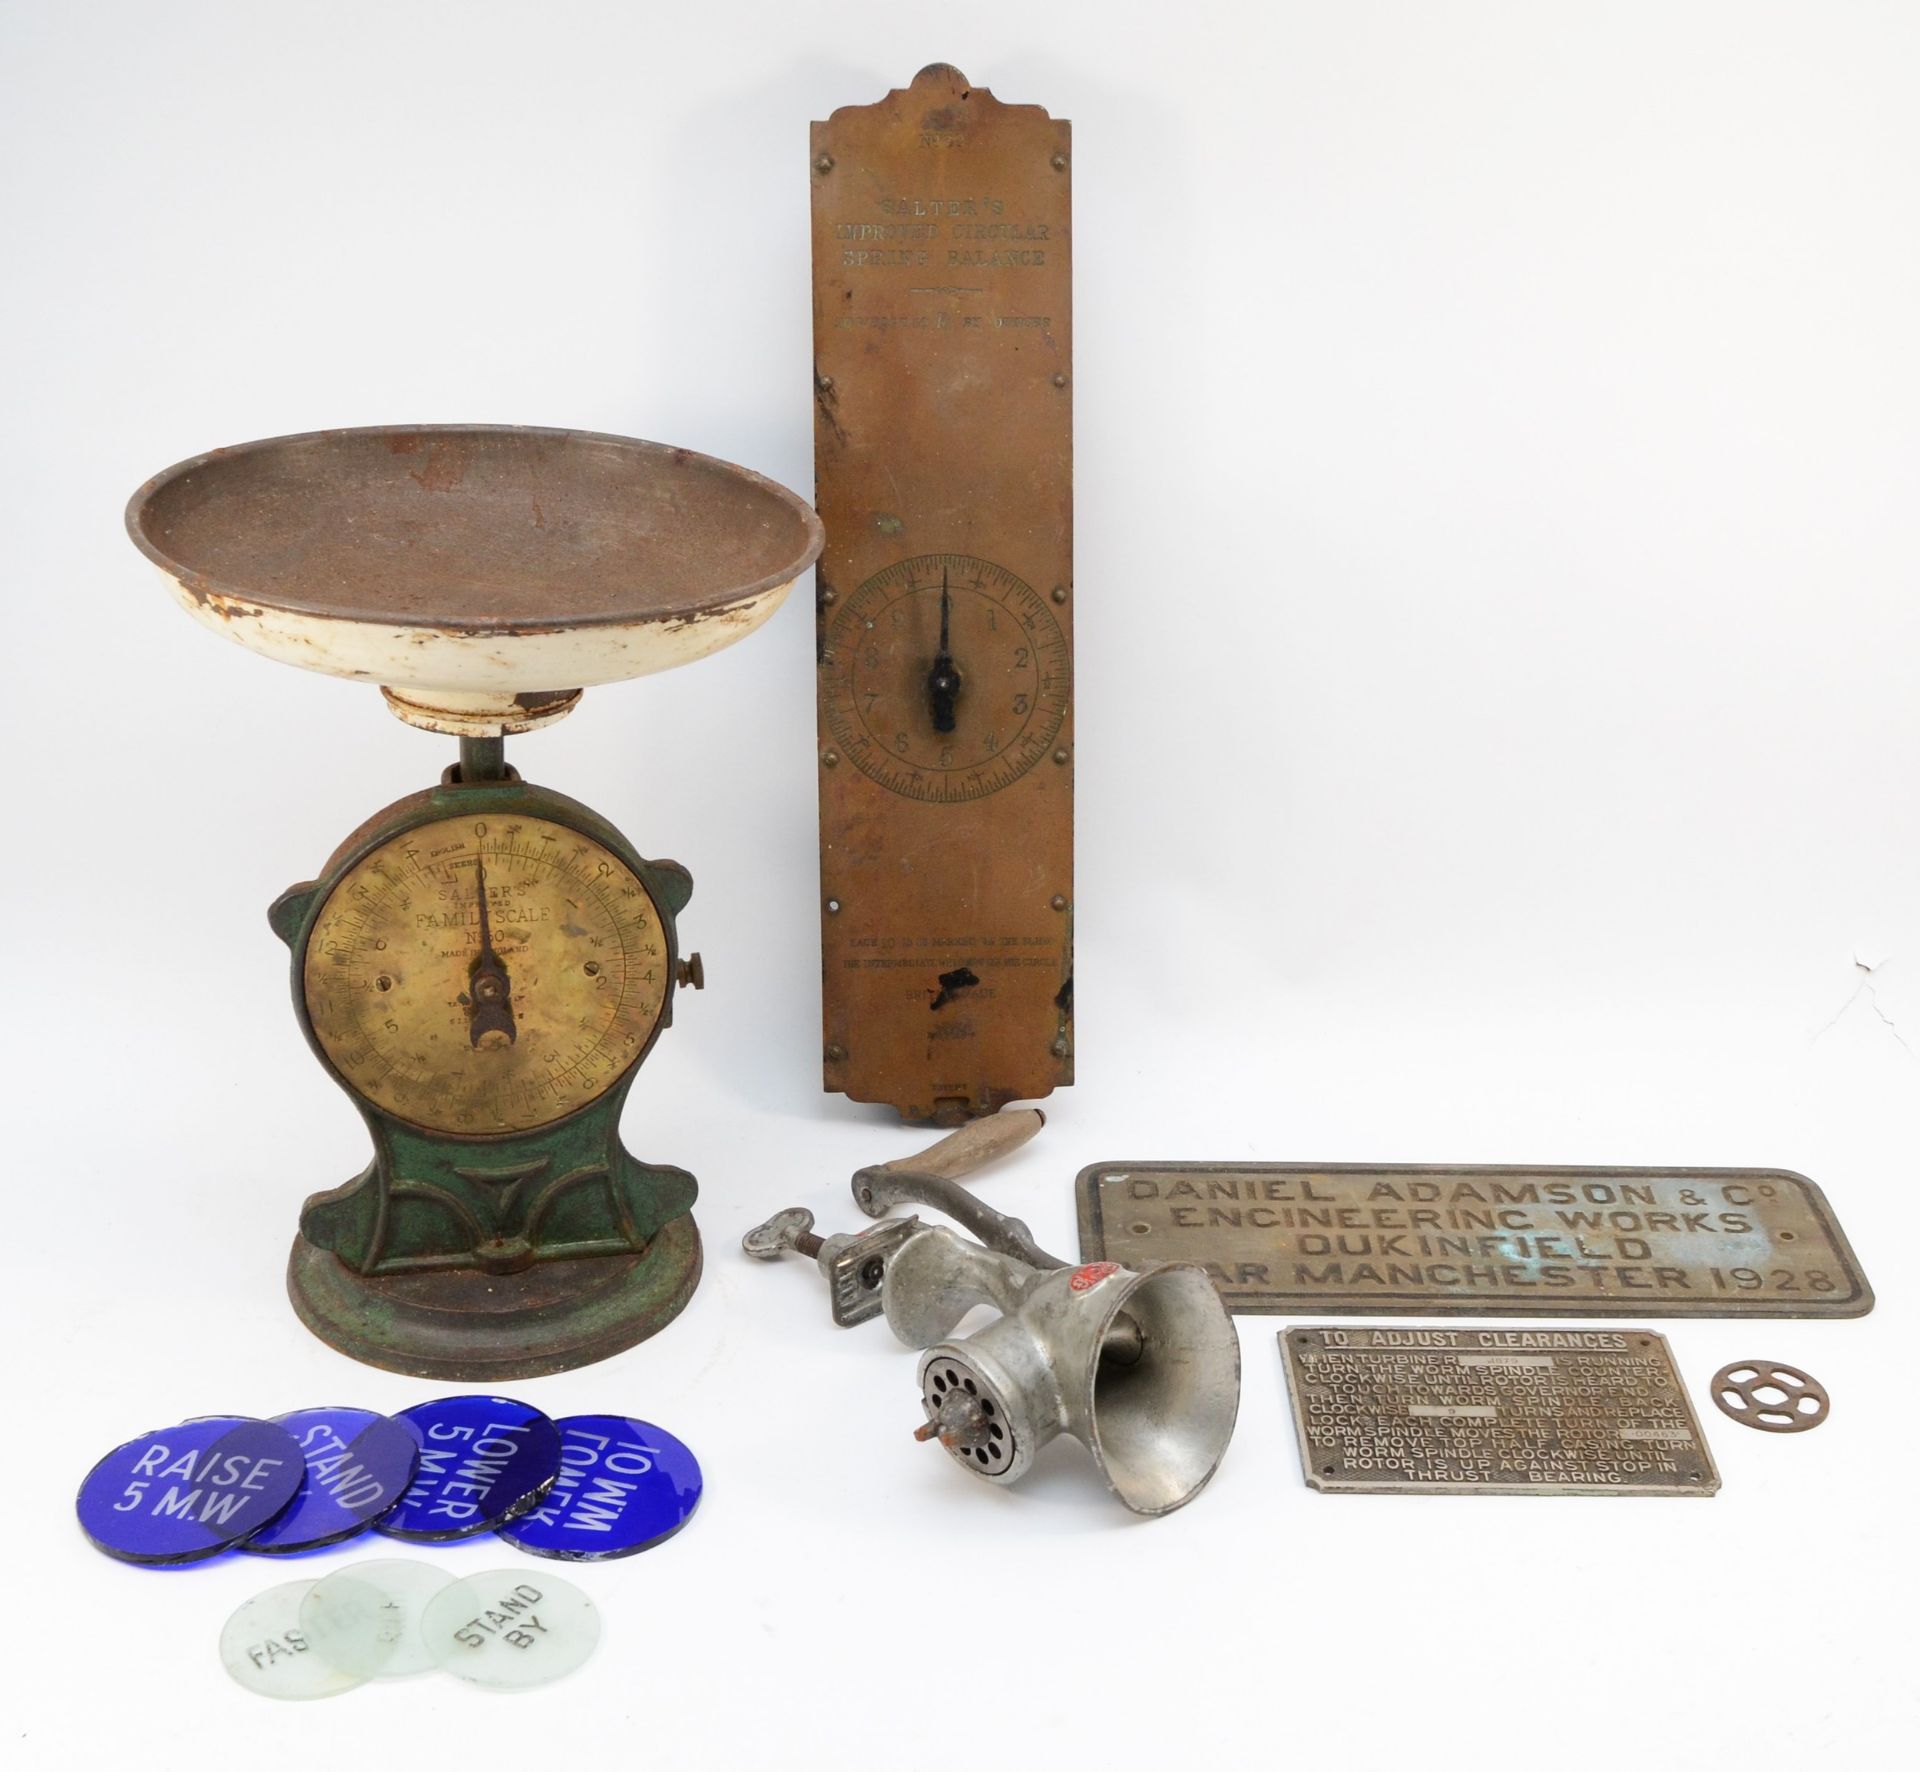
[1281,1326,1719,1496]
[812,63,1073,1123]
[1078,1163,1872,1318]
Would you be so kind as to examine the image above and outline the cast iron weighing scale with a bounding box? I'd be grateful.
[128,425,823,1379]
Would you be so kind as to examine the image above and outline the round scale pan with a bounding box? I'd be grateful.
[127,425,824,734]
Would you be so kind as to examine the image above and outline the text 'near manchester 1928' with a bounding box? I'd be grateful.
[1076,1163,1872,1318]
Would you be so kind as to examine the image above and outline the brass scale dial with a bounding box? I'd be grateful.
[271,773,701,1340]
[822,553,1070,803]
[303,814,668,1136]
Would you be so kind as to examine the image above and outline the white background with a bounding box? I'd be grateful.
[3,1,1916,1765]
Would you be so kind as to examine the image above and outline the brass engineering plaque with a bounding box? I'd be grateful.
[1282,1326,1719,1496]
[811,64,1073,1123]
[1078,1163,1872,1317]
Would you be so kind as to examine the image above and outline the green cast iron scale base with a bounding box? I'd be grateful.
[272,741,705,1380]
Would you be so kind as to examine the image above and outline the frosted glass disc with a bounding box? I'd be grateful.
[299,1558,453,1680]
[220,1580,365,1701]
[422,1568,601,1690]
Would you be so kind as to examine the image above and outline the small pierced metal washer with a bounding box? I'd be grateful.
[1709,1360,1830,1433]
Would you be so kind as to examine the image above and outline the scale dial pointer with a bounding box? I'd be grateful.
[465,852,517,1047]
[925,566,963,735]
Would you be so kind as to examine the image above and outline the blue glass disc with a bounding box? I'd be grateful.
[76,1416,306,1565]
[496,1415,702,1561]
[375,1396,562,1542]
[242,1408,422,1555]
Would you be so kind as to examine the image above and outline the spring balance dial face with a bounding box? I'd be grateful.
[303,814,668,1136]
[823,554,1069,803]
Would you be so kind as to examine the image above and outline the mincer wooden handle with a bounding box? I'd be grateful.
[851,1109,1062,1269]
[872,1109,1046,1181]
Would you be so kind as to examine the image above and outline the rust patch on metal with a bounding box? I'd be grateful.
[930,966,980,1010]
[408,438,469,492]
[512,689,578,715]
[812,65,1073,1124]
[813,373,849,449]
[190,584,266,622]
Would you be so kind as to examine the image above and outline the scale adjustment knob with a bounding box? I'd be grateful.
[677,953,705,991]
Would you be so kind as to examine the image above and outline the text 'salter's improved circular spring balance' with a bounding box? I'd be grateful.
[130,425,823,1380]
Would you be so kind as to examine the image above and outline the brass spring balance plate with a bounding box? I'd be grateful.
[1282,1326,1720,1496]
[811,64,1074,1123]
[1077,1163,1872,1317]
